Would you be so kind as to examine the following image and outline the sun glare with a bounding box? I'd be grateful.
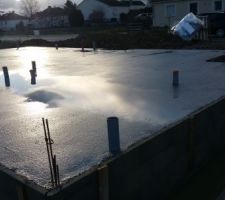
[25,101,47,114]
[17,47,50,79]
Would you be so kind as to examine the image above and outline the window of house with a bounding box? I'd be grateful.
[214,0,222,11]
[165,4,176,17]
[189,2,198,15]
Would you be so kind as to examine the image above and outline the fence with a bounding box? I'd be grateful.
[195,16,209,41]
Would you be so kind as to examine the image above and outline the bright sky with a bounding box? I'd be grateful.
[0,0,82,12]
[0,0,147,13]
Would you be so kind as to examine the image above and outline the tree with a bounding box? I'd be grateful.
[64,0,84,27]
[64,0,77,12]
[20,0,40,18]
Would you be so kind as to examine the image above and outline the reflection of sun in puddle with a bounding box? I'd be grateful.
[24,102,47,114]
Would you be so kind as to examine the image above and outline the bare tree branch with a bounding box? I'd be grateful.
[20,0,40,18]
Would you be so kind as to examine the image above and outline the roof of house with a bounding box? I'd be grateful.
[151,0,190,2]
[35,6,67,18]
[97,0,145,7]
[0,12,27,21]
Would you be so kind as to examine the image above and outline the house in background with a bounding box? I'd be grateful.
[78,0,146,22]
[152,0,225,27]
[32,6,70,29]
[0,12,29,31]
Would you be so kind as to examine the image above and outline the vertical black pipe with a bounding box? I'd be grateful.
[92,40,97,51]
[2,66,10,87]
[55,43,58,50]
[32,61,37,76]
[30,70,36,85]
[173,70,179,87]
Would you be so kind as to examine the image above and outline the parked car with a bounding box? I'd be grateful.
[198,12,225,37]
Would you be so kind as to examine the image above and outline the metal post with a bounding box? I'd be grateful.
[81,39,85,52]
[92,40,97,51]
[107,117,121,155]
[55,43,58,50]
[2,66,10,87]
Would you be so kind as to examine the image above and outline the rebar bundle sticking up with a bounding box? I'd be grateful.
[42,118,60,187]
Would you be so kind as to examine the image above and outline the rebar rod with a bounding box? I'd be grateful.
[56,164,60,186]
[46,119,54,163]
[52,155,58,186]
[43,118,60,187]
[42,118,54,186]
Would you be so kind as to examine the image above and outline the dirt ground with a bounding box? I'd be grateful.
[0,28,225,50]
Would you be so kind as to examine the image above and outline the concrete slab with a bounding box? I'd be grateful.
[0,47,225,187]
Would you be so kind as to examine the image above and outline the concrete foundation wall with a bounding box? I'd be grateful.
[48,171,99,200]
[0,167,46,200]
[106,97,225,200]
[108,120,189,200]
[2,97,225,200]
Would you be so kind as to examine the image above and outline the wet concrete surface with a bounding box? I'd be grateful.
[0,47,225,187]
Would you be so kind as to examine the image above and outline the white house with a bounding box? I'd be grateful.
[78,0,146,22]
[0,12,29,31]
[31,6,70,29]
[152,0,225,27]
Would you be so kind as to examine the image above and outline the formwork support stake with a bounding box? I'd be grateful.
[188,116,196,171]
[98,165,109,200]
[16,184,27,200]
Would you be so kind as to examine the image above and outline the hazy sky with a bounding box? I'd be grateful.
[0,0,146,13]
[0,0,82,12]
